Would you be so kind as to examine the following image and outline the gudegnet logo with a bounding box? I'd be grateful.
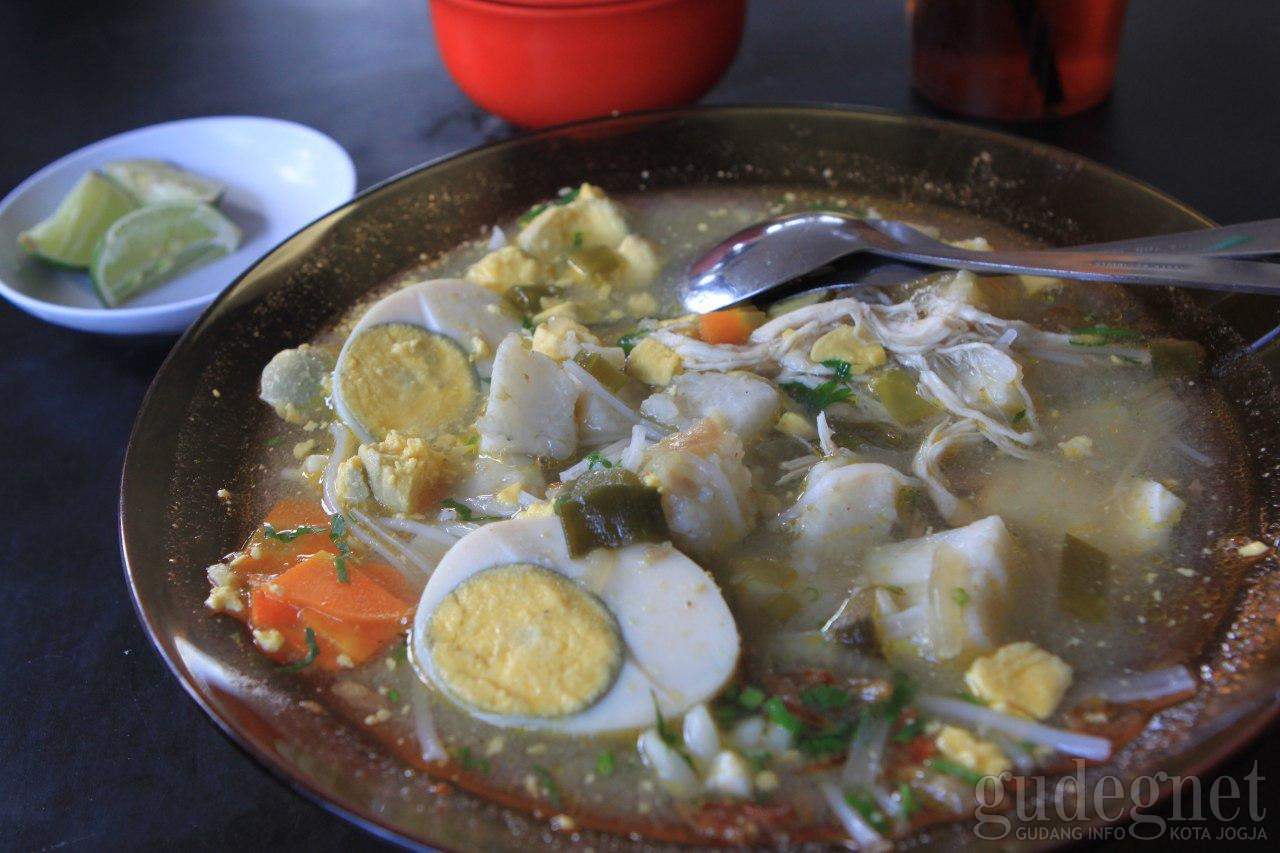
[971,759,1267,842]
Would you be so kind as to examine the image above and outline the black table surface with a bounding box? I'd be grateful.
[3,1,1277,850]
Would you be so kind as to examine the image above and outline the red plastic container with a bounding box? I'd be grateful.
[430,0,746,128]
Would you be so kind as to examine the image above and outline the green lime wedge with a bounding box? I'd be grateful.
[90,201,241,307]
[18,171,139,268]
[102,159,225,205]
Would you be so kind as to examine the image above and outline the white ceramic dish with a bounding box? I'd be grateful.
[0,116,356,335]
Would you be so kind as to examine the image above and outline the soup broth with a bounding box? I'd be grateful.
[205,184,1247,845]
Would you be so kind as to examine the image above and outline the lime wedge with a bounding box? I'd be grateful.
[102,159,225,205]
[18,171,138,268]
[90,201,241,307]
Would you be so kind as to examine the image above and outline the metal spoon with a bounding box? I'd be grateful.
[681,212,1280,313]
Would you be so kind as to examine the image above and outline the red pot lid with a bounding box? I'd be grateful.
[473,0,653,7]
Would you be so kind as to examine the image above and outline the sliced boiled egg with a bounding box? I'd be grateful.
[411,515,740,734]
[332,278,520,442]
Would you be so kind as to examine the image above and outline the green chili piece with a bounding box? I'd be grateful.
[555,468,669,557]
[573,351,629,394]
[1149,338,1204,379]
[869,368,936,425]
[1059,533,1110,621]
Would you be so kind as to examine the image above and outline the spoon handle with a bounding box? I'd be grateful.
[880,246,1280,296]
[864,219,1280,295]
[1067,218,1280,258]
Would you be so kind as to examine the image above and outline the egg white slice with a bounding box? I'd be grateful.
[412,516,740,734]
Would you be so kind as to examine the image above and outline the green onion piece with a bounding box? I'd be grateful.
[874,671,914,723]
[457,746,490,775]
[845,789,890,833]
[440,498,501,524]
[386,688,401,704]
[555,468,668,557]
[892,717,927,743]
[531,765,562,808]
[264,435,286,447]
[392,643,409,663]
[262,523,324,543]
[1059,533,1111,621]
[652,693,695,768]
[573,351,629,394]
[763,697,803,735]
[952,587,971,607]
[572,230,584,249]
[738,685,766,710]
[518,203,547,225]
[780,379,853,414]
[800,684,854,710]
[1070,324,1142,341]
[585,451,615,470]
[927,757,983,786]
[595,750,615,777]
[898,782,920,819]
[953,690,986,706]
[821,359,853,381]
[279,627,320,673]
[1011,409,1027,425]
[796,720,858,757]
[521,315,536,332]
[652,692,679,746]
[617,329,650,355]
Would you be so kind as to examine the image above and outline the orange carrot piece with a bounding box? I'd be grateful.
[698,308,764,345]
[231,499,339,578]
[230,501,414,670]
[249,589,310,660]
[264,498,332,530]
[250,555,411,669]
[272,553,412,624]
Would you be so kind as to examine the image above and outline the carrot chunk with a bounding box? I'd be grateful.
[698,308,765,345]
[251,553,413,669]
[273,552,412,624]
[231,499,340,578]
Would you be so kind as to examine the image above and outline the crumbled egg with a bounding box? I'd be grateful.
[1057,435,1094,459]
[252,628,286,653]
[1238,540,1269,558]
[935,725,1011,777]
[627,337,683,386]
[964,641,1073,720]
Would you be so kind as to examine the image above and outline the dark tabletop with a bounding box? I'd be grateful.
[3,1,1277,850]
